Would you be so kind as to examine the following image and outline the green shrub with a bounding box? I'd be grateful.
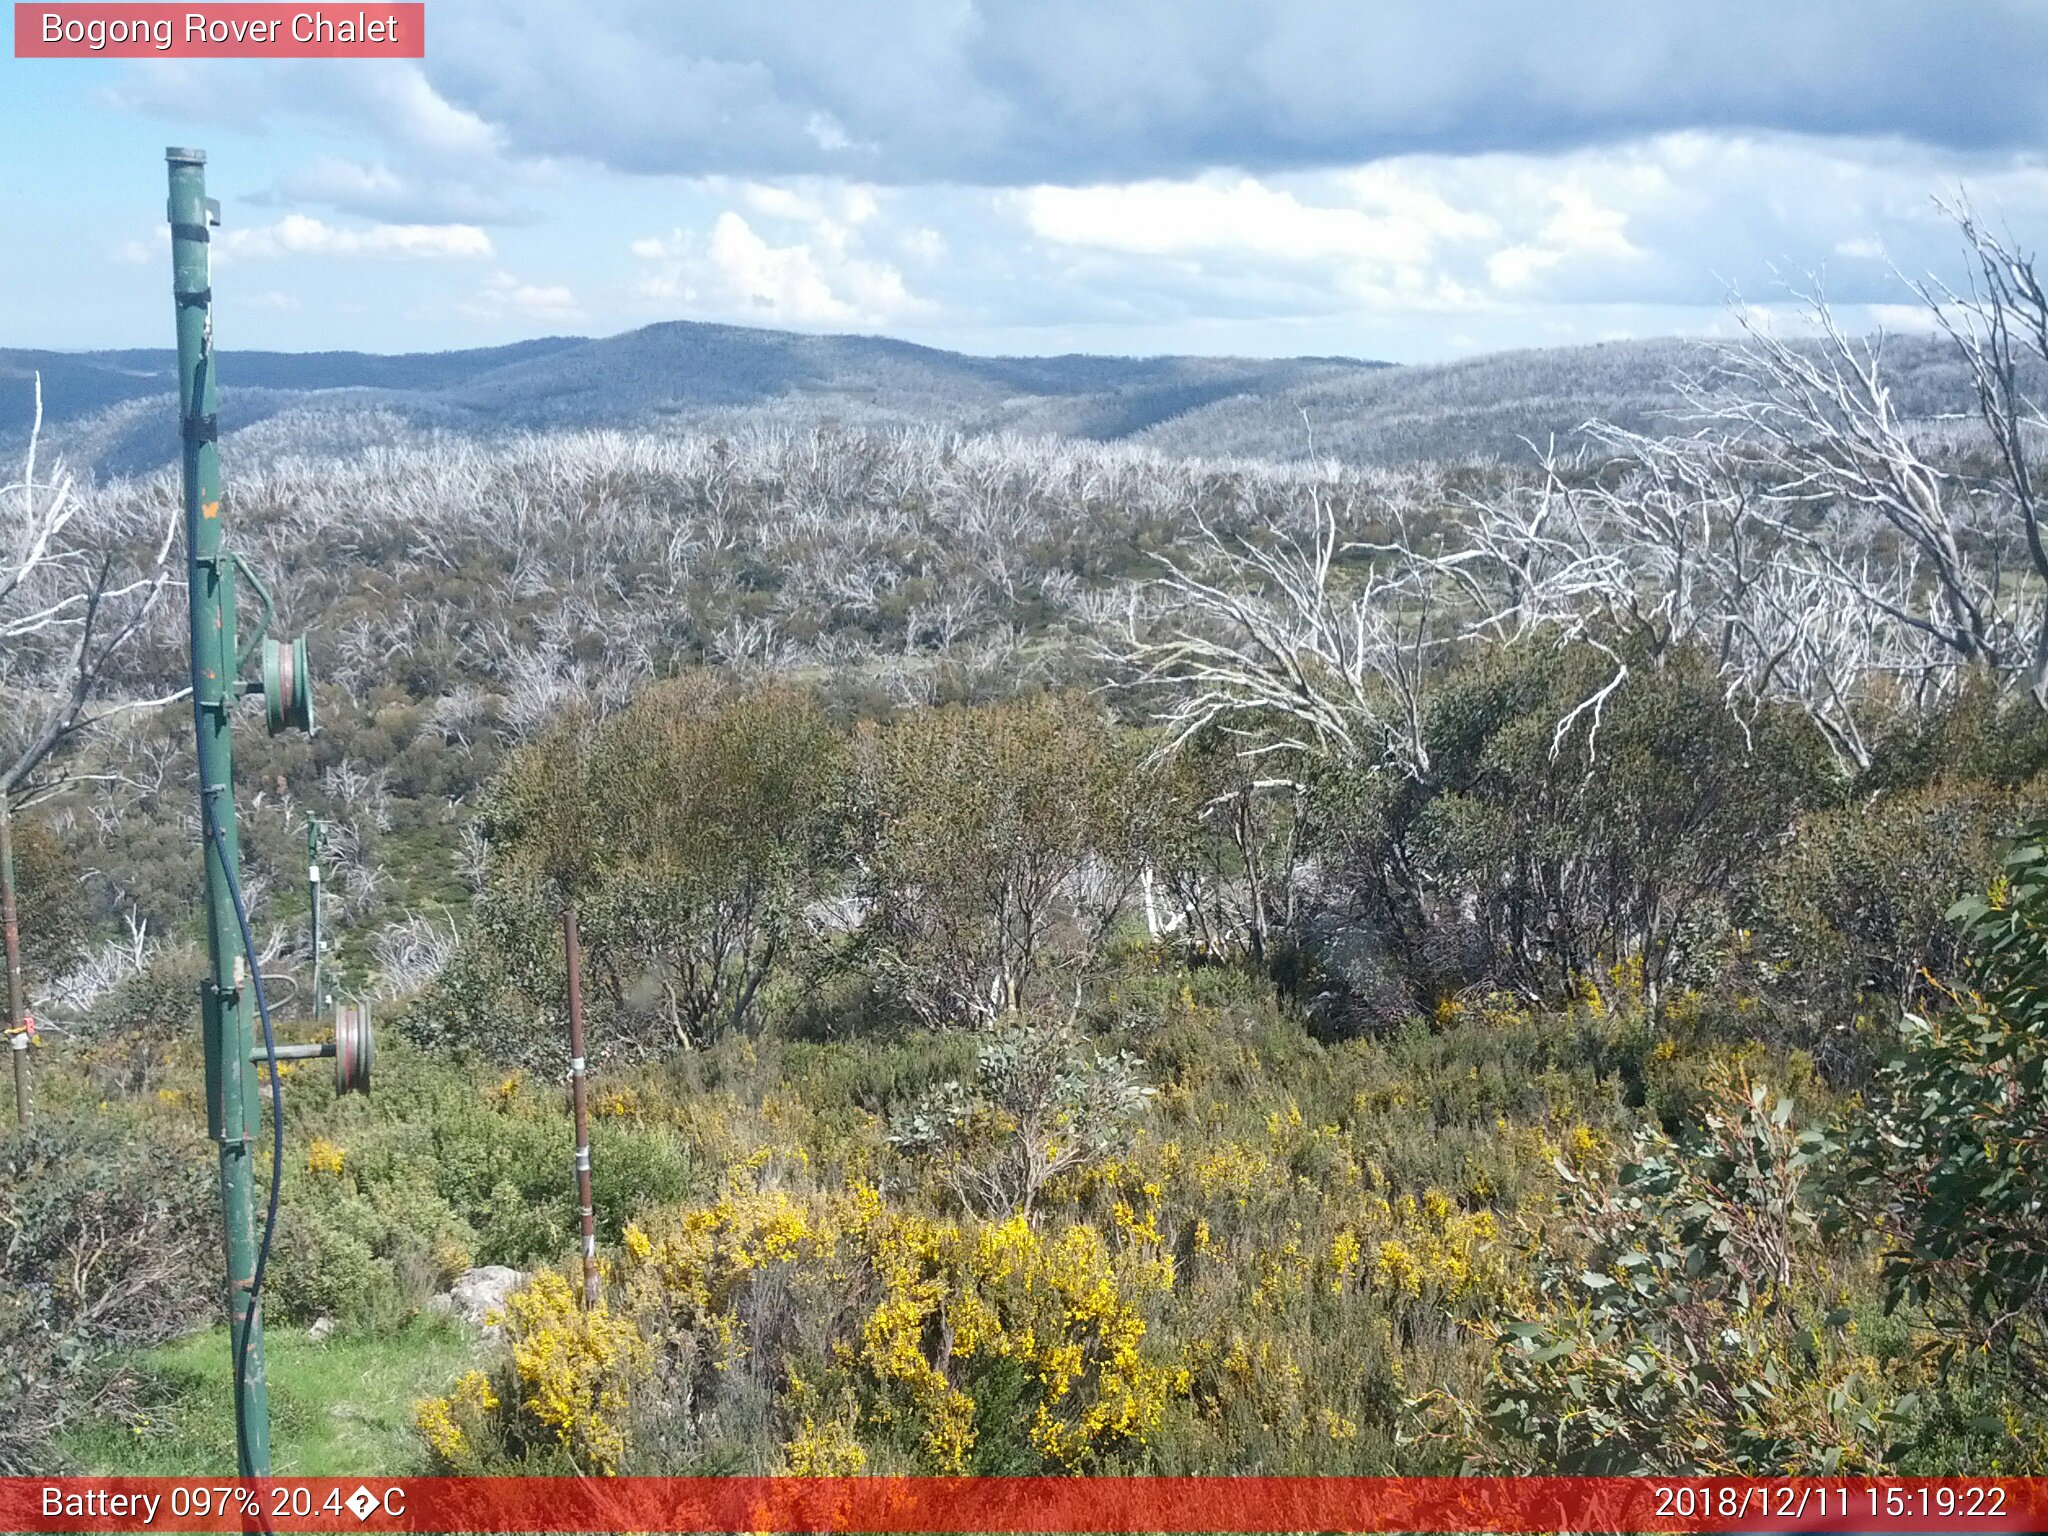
[1461,1077,1895,1474]
[0,1114,214,1473]
[269,1201,393,1326]
[852,693,1158,1026]
[5,812,90,987]
[66,944,208,1098]
[889,1018,1154,1218]
[1859,686,2048,795]
[1307,641,1835,1011]
[272,1160,480,1328]
[1841,823,2048,1395]
[1746,785,2037,1066]
[409,676,846,1060]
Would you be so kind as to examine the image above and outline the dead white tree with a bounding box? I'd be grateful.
[1112,482,1443,778]
[370,908,462,999]
[1684,277,2026,700]
[1912,198,2048,702]
[2,377,182,803]
[1,375,180,1030]
[1523,425,1957,769]
[1359,432,1755,759]
[1116,402,1981,780]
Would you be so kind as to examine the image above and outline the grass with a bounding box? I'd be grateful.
[62,1318,477,1476]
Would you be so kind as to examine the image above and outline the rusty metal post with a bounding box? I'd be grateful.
[564,901,599,1307]
[1,796,24,1043]
[4,793,30,1127]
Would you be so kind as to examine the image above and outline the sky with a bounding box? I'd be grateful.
[5,1,2048,362]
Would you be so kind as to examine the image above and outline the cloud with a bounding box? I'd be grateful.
[99,58,500,162]
[405,1,2048,186]
[65,8,2048,360]
[1017,158,1639,316]
[980,130,2048,345]
[274,156,534,226]
[901,227,947,263]
[221,214,495,260]
[631,188,924,326]
[1487,186,1643,291]
[1860,301,1945,336]
[1019,172,1509,314]
[352,62,503,160]
[805,110,859,153]
[112,229,169,265]
[463,271,586,324]
[99,57,528,250]
[1022,175,1496,264]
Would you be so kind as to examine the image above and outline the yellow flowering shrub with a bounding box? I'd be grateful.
[405,948,1810,1479]
[785,1408,870,1475]
[612,1156,1188,1467]
[854,1204,1185,1470]
[1185,1139,1277,1210]
[594,1085,643,1119]
[628,1188,829,1313]
[503,1271,650,1473]
[432,1236,475,1287]
[782,1366,870,1475]
[618,1185,837,1371]
[414,1369,499,1471]
[1199,1333,1306,1432]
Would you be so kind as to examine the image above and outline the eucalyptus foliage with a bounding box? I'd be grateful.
[1843,823,2048,1392]
[1470,1080,1891,1474]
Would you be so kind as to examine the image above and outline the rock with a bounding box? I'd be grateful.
[442,1265,527,1335]
[307,1315,335,1342]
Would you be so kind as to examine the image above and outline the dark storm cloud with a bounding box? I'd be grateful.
[420,0,2048,185]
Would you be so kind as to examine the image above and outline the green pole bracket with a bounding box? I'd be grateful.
[230,549,275,672]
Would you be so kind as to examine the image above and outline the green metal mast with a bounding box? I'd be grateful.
[167,146,270,1477]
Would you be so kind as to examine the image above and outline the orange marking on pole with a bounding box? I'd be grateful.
[203,500,220,518]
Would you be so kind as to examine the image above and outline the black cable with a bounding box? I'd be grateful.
[203,785,284,1487]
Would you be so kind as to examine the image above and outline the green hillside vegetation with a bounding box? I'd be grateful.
[10,659,2048,1477]
[8,277,2048,1478]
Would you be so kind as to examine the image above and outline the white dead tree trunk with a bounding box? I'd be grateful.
[1914,199,2048,703]
[1111,483,1441,779]
[1,376,179,1035]
[1683,274,2026,704]
[2,375,182,807]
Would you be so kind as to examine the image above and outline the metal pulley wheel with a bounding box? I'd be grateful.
[333,1001,373,1095]
[262,634,315,735]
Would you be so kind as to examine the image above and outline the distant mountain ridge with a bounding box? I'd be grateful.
[0,322,1383,477]
[0,318,1992,477]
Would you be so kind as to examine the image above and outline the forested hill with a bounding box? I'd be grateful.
[0,323,1381,477]
[4,321,1998,478]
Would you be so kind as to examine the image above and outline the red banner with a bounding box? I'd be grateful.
[13,4,423,57]
[4,1477,2047,1533]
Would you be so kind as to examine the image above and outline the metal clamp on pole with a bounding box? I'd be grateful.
[10,1027,29,1127]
